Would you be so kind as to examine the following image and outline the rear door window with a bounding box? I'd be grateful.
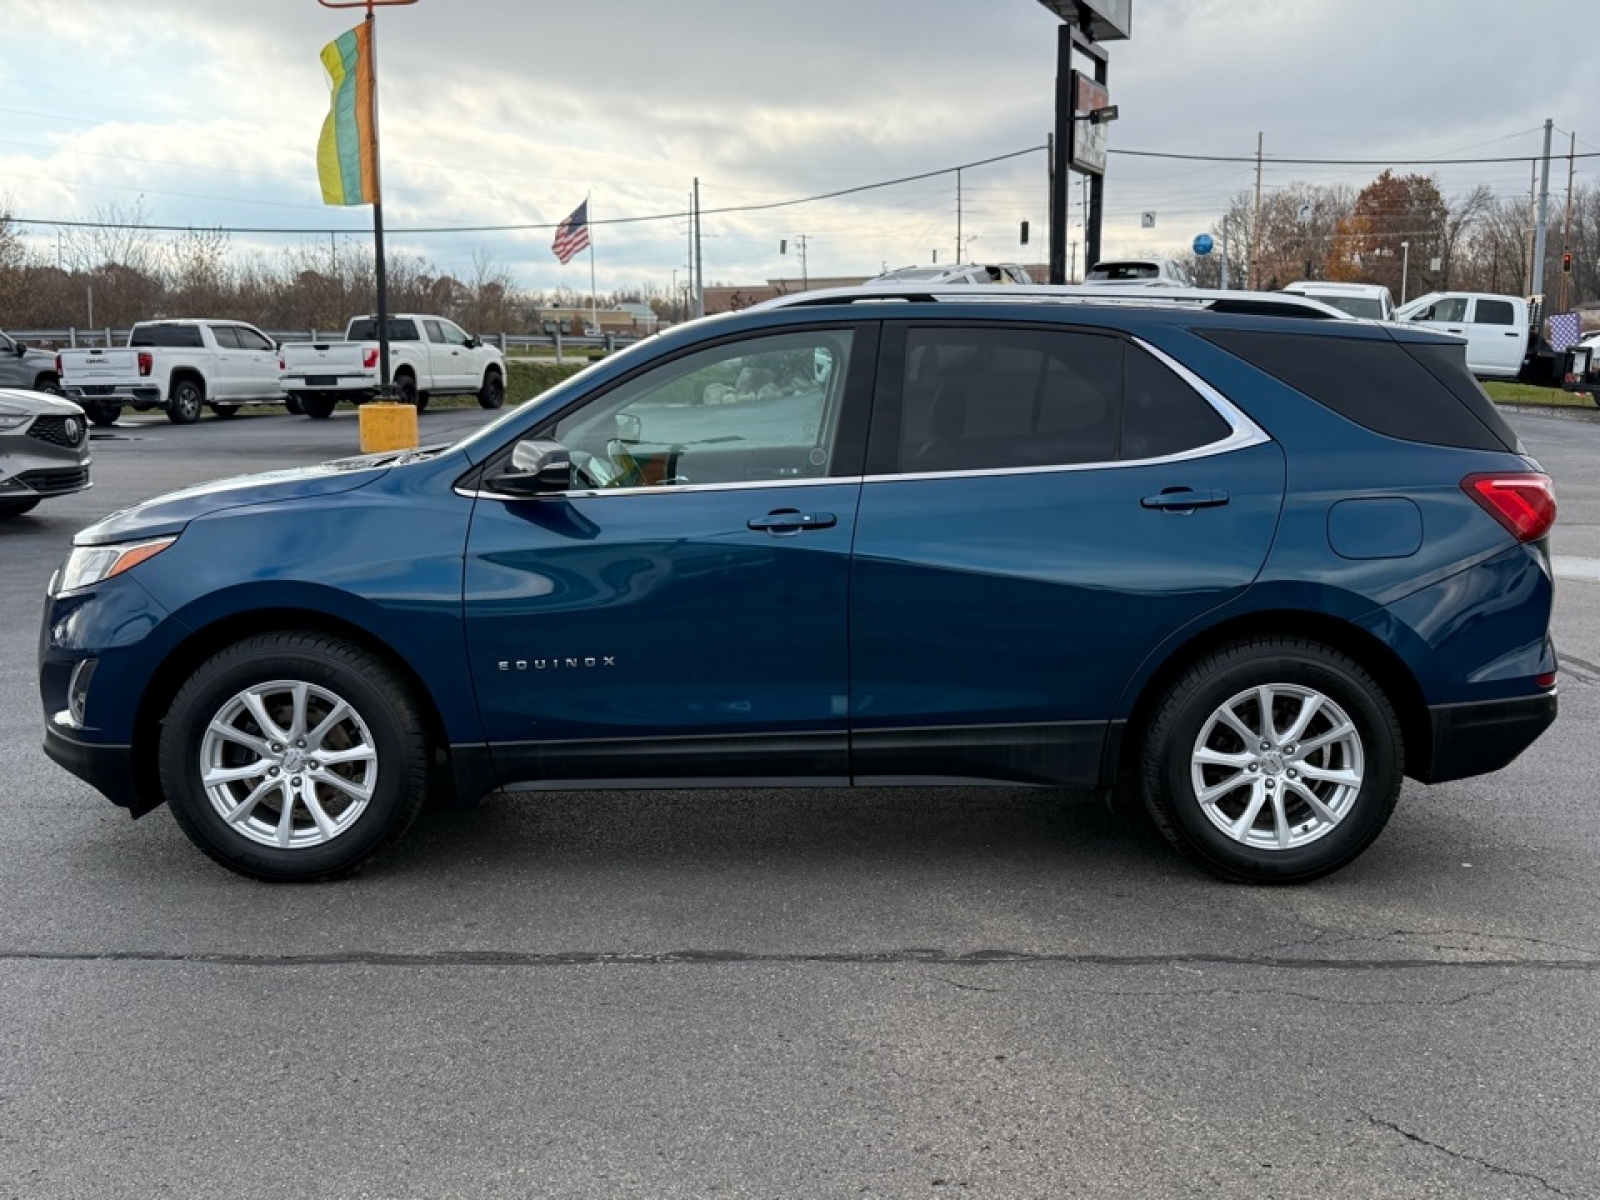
[1473,298,1517,326]
[893,326,1231,473]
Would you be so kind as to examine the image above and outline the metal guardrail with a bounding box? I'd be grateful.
[7,327,644,363]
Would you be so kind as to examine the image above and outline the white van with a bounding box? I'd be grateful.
[1280,281,1395,322]
[1394,292,1530,379]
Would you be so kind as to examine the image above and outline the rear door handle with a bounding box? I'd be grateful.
[748,509,837,533]
[1141,488,1230,512]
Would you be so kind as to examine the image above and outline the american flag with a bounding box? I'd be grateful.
[552,200,590,264]
[1547,311,1582,353]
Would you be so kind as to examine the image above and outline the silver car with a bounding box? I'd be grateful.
[0,330,63,393]
[0,388,92,518]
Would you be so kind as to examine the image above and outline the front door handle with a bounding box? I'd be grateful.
[748,509,837,533]
[1141,488,1230,512]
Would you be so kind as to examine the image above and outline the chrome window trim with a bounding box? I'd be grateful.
[454,474,850,501]
[457,334,1271,501]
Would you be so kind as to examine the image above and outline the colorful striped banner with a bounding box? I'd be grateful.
[316,23,378,206]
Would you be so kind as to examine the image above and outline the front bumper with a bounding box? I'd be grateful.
[1420,691,1558,783]
[42,717,149,814]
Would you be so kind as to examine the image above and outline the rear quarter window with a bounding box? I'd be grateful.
[1197,328,1515,453]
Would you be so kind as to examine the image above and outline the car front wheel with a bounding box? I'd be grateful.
[1140,637,1403,884]
[157,632,431,881]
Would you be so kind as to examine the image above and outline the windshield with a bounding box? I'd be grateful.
[1089,262,1159,280]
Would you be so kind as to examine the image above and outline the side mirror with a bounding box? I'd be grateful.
[488,438,571,497]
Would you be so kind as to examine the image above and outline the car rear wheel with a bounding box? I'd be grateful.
[300,394,337,420]
[478,368,505,410]
[284,392,305,416]
[158,632,431,881]
[395,373,425,411]
[1140,637,1402,884]
[167,379,204,425]
[0,498,41,518]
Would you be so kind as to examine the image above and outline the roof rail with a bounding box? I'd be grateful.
[752,283,1354,321]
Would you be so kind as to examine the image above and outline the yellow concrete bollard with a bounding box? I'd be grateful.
[358,402,419,453]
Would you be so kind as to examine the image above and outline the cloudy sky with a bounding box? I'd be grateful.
[2,0,1591,294]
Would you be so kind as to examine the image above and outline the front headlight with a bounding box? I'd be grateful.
[0,404,31,432]
[51,537,177,596]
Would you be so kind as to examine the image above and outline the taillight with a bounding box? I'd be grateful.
[363,347,379,369]
[1462,472,1557,543]
[137,351,153,377]
[55,353,63,374]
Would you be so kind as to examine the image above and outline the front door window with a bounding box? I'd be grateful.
[541,329,854,489]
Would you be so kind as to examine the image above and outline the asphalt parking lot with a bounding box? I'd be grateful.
[3,403,1599,1198]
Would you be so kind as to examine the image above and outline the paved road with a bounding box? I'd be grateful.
[1,405,1597,1198]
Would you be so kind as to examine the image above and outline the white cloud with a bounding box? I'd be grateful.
[4,0,1592,289]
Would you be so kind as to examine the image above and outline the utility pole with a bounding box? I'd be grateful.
[693,177,704,319]
[956,169,963,264]
[1560,130,1576,311]
[1531,117,1554,299]
[1250,131,1264,290]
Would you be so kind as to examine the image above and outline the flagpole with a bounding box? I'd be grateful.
[318,0,416,399]
[586,192,597,335]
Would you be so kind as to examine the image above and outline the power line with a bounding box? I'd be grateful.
[1111,148,1600,166]
[10,142,1595,241]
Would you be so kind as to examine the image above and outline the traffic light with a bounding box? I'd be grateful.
[1563,252,1573,273]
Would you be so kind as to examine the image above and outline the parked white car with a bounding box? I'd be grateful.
[278,313,507,419]
[869,264,1036,286]
[1085,259,1191,287]
[1280,281,1395,321]
[1394,291,1530,379]
[58,319,282,426]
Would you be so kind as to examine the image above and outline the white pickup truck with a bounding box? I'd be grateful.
[1393,291,1533,380]
[57,318,283,426]
[277,314,507,419]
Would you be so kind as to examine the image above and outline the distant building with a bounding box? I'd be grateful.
[534,303,660,337]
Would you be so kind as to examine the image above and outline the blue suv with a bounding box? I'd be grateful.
[39,287,1558,883]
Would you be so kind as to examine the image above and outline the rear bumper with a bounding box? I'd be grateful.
[1419,691,1558,783]
[64,385,163,405]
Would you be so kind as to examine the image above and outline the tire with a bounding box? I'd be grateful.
[1139,637,1403,884]
[210,402,240,419]
[395,373,422,410]
[167,378,204,425]
[0,498,41,518]
[157,632,431,881]
[33,375,64,396]
[300,394,337,420]
[84,400,122,427]
[284,393,304,416]
[477,368,505,410]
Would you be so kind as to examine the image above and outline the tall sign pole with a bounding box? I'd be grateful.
[317,0,415,398]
